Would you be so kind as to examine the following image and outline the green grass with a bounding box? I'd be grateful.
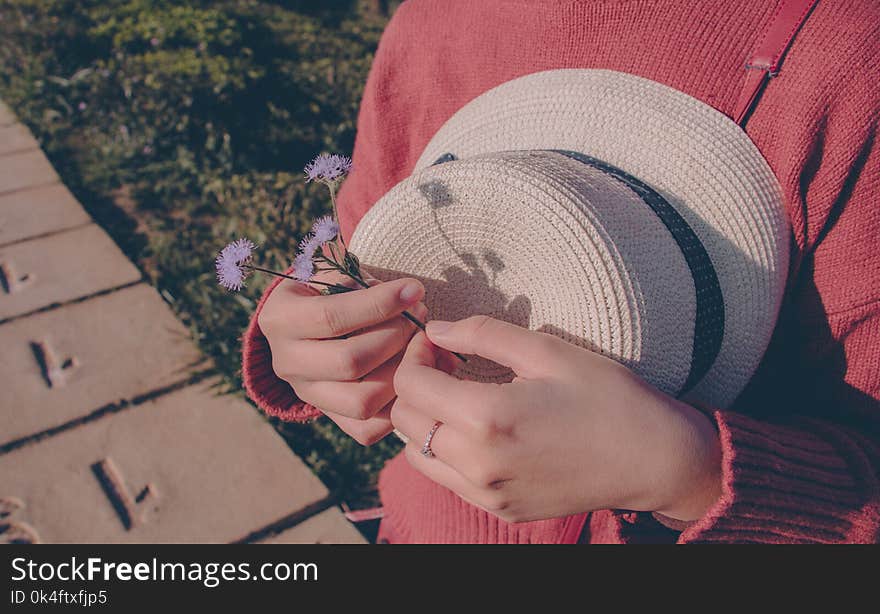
[0,0,404,509]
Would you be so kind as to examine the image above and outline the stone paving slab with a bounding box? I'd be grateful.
[0,101,13,127]
[0,223,140,320]
[0,183,90,245]
[0,149,58,195]
[0,283,204,447]
[0,98,364,545]
[0,380,330,543]
[0,123,39,156]
[259,509,367,544]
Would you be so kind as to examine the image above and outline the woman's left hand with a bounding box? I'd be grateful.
[391,315,723,524]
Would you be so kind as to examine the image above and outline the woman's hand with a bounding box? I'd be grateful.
[258,269,427,445]
[391,315,723,523]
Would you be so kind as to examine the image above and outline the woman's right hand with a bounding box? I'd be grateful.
[257,269,428,445]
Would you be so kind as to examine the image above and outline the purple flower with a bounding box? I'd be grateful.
[215,238,256,291]
[311,215,339,244]
[150,37,160,47]
[78,102,87,111]
[292,252,314,282]
[304,153,352,184]
[298,233,319,259]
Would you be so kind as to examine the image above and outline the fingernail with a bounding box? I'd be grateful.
[427,320,451,336]
[399,281,422,304]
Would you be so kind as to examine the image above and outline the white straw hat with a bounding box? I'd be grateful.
[349,69,789,409]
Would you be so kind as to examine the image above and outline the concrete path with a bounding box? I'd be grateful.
[0,100,365,543]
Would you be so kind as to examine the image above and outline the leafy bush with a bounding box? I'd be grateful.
[0,0,403,507]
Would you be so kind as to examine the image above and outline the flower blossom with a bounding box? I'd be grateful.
[215,238,256,291]
[304,153,353,184]
[311,215,340,244]
[292,252,314,282]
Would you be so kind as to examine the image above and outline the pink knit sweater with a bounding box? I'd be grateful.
[243,0,880,543]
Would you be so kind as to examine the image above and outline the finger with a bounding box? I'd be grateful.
[295,352,401,420]
[394,332,500,428]
[278,302,427,381]
[434,346,460,375]
[297,277,425,339]
[425,315,561,377]
[390,398,469,465]
[325,401,394,446]
[403,444,493,510]
[259,269,357,337]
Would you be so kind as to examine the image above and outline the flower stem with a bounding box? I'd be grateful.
[345,273,467,363]
[242,264,350,292]
[327,183,348,251]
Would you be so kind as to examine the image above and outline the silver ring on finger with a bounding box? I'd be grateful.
[421,421,442,458]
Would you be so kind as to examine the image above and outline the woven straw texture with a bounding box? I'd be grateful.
[350,69,789,409]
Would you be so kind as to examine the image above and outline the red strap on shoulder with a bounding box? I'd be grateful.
[733,0,821,126]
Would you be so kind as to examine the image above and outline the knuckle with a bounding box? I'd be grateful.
[334,349,369,381]
[469,407,509,443]
[290,381,315,406]
[469,418,496,443]
[356,433,382,446]
[349,432,370,446]
[497,509,523,524]
[270,354,293,382]
[342,422,370,445]
[388,399,403,425]
[318,303,348,337]
[392,365,412,398]
[368,292,392,322]
[365,385,394,412]
[347,384,393,421]
[467,461,503,489]
[349,425,387,446]
[257,306,279,336]
[347,394,376,421]
[480,492,511,515]
[533,332,562,357]
[466,314,494,337]
[289,388,316,413]
[269,352,283,375]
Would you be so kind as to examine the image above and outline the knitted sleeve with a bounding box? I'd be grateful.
[241,8,414,422]
[241,265,321,422]
[679,308,880,544]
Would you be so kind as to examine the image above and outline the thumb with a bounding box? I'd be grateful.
[400,330,458,375]
[424,315,557,377]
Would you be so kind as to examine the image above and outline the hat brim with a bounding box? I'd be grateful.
[352,69,789,409]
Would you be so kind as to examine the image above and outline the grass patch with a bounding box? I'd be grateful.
[0,0,404,509]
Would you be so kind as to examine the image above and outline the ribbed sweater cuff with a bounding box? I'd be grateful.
[678,410,880,544]
[241,270,323,423]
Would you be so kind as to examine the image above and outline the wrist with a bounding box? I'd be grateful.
[652,400,723,522]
